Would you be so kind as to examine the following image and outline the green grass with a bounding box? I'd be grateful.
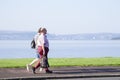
[0,57,120,68]
[49,57,120,67]
[0,58,32,68]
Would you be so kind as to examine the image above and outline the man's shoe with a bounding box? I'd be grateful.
[32,67,36,74]
[46,70,52,73]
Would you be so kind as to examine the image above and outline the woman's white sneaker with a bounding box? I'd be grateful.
[26,64,31,72]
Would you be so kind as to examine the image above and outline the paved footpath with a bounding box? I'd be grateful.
[0,66,120,80]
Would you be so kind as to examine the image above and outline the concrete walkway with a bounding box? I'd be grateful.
[0,66,120,80]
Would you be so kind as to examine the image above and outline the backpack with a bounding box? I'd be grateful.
[31,39,36,49]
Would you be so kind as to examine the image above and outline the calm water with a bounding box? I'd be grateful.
[0,40,120,58]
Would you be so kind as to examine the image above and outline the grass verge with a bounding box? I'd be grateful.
[0,57,120,68]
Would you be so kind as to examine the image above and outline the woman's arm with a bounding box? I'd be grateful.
[40,34,46,56]
[41,43,45,56]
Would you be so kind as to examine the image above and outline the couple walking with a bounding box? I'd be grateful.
[27,27,52,74]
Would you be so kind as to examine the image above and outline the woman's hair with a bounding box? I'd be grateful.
[38,27,42,33]
[38,27,47,33]
[41,28,47,32]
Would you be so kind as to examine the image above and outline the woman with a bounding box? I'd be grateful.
[32,28,52,74]
[26,28,42,72]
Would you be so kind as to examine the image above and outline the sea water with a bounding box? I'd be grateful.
[0,40,120,58]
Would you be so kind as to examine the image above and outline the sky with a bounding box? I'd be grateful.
[0,0,120,34]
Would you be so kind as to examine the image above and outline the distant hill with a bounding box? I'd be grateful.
[0,31,120,40]
[48,33,120,40]
[0,31,35,40]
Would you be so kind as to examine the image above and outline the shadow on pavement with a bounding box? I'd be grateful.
[53,67,120,74]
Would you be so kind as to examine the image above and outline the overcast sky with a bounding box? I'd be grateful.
[0,0,120,34]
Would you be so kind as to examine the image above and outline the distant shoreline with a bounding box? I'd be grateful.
[0,31,120,40]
